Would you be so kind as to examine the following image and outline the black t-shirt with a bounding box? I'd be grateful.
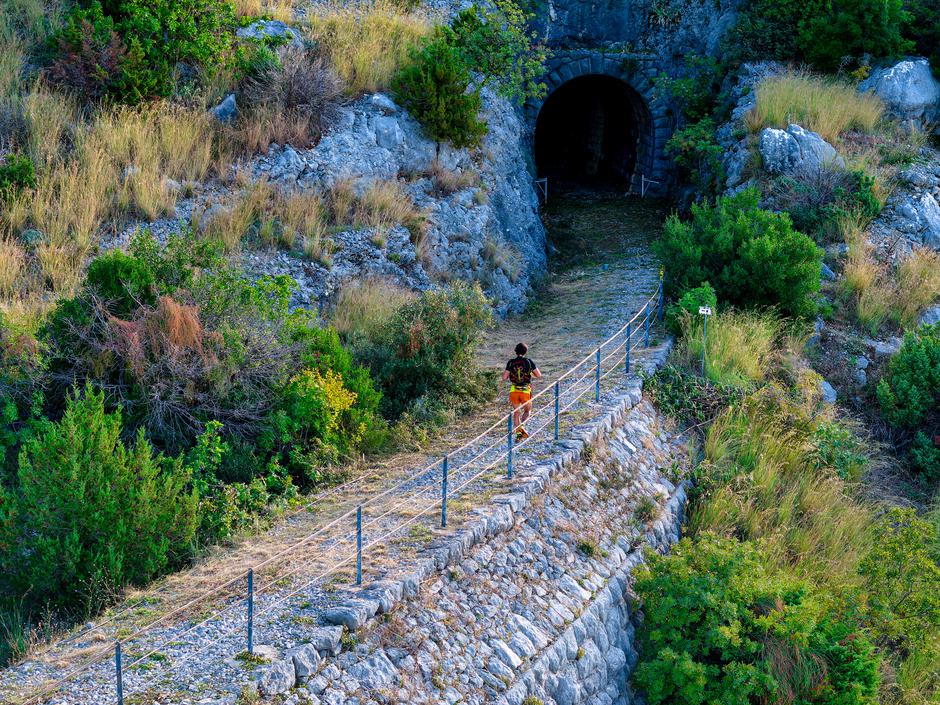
[506,356,537,388]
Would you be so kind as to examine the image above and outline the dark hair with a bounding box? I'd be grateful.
[514,342,528,356]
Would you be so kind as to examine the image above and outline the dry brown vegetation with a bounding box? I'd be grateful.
[305,0,432,95]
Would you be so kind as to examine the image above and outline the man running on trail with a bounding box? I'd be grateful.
[503,342,542,441]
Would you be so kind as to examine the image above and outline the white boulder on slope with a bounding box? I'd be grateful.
[758,123,844,176]
[859,58,940,132]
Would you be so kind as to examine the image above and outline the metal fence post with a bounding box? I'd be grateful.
[507,413,513,479]
[356,505,362,586]
[553,381,559,441]
[701,312,708,377]
[595,348,601,402]
[441,455,448,528]
[657,273,665,321]
[645,303,651,347]
[115,642,123,705]
[247,569,254,655]
[625,323,631,374]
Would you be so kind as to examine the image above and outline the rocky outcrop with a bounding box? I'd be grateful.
[252,90,546,316]
[758,123,844,176]
[859,58,940,133]
[868,149,940,258]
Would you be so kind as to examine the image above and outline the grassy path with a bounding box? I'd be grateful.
[0,193,668,704]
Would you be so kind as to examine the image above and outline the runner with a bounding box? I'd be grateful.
[502,342,542,441]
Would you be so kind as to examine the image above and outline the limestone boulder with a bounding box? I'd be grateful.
[859,58,940,132]
[759,124,844,176]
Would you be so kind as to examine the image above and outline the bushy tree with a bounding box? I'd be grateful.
[0,386,199,615]
[655,188,822,318]
[447,0,548,102]
[393,37,487,148]
[634,534,880,705]
[800,0,911,72]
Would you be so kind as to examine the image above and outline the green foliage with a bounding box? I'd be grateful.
[876,324,940,481]
[86,249,157,316]
[0,386,199,617]
[634,534,879,705]
[813,421,868,481]
[904,0,940,78]
[392,36,487,148]
[654,56,722,123]
[860,508,940,653]
[781,169,881,242]
[52,0,238,102]
[665,282,716,336]
[665,119,724,199]
[800,0,911,72]
[646,364,744,425]
[359,282,492,420]
[447,0,547,103]
[392,0,547,145]
[877,324,940,429]
[655,188,822,318]
[0,153,36,202]
[726,0,912,71]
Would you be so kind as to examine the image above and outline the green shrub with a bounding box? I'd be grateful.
[726,0,911,71]
[876,324,940,481]
[51,0,237,103]
[665,282,716,336]
[360,282,492,420]
[392,36,486,148]
[780,168,881,241]
[877,324,940,430]
[799,0,911,72]
[664,119,724,198]
[0,153,36,202]
[0,386,199,617]
[904,0,940,79]
[646,364,744,425]
[860,508,940,653]
[655,187,822,318]
[634,534,879,705]
[86,249,157,316]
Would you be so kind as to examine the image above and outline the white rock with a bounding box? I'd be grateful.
[859,58,940,131]
[759,124,844,175]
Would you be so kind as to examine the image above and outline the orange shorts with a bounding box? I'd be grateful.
[509,390,532,406]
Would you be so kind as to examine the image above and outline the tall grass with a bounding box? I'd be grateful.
[305,0,432,95]
[691,391,875,590]
[841,220,940,333]
[331,278,415,343]
[746,72,885,143]
[234,0,294,21]
[0,238,24,299]
[679,310,781,388]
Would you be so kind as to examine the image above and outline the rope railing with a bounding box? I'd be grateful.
[19,275,665,705]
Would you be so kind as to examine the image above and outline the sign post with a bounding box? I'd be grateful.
[698,305,712,377]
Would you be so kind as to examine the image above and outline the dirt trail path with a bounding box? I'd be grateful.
[0,193,668,704]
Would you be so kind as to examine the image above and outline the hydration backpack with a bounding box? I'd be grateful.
[507,357,532,388]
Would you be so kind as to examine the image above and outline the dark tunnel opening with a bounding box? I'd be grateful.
[534,75,651,191]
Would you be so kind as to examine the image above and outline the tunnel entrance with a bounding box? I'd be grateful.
[534,75,651,191]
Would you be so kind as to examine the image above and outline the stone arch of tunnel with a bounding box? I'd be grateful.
[527,53,674,195]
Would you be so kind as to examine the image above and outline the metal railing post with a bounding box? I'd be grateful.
[115,642,123,705]
[441,455,448,528]
[625,323,631,374]
[657,274,664,321]
[645,303,651,347]
[247,569,254,655]
[595,348,601,402]
[356,505,362,586]
[507,413,514,479]
[553,381,559,441]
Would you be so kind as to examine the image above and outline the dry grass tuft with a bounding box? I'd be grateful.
[0,237,25,299]
[356,180,425,236]
[680,310,782,388]
[746,72,885,143]
[331,278,415,341]
[195,180,274,251]
[234,0,294,21]
[275,190,330,261]
[426,160,479,196]
[840,220,940,333]
[306,0,432,95]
